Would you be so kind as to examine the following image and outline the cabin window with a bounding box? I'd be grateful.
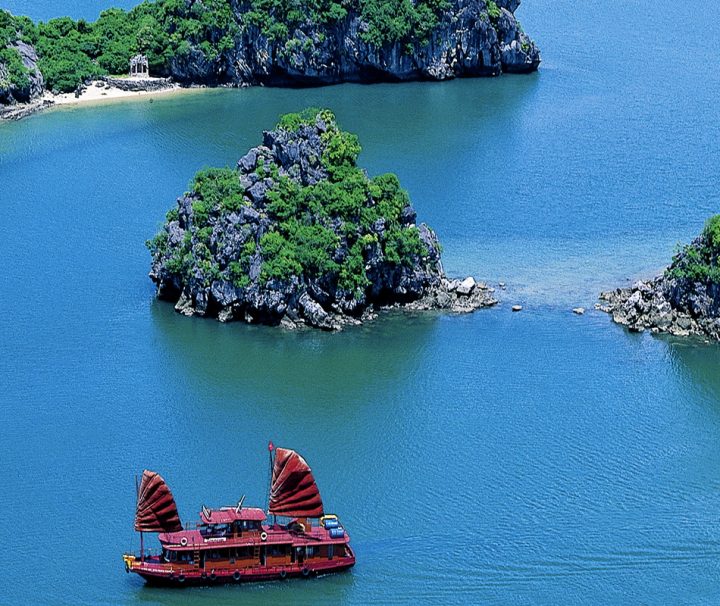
[328,545,334,560]
[207,549,226,561]
[306,546,318,558]
[268,545,288,557]
[201,524,230,537]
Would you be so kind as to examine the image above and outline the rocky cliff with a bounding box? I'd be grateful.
[148,109,497,330]
[599,218,720,340]
[0,41,44,109]
[167,0,540,86]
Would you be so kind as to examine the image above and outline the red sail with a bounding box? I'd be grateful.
[134,470,183,533]
[269,448,324,518]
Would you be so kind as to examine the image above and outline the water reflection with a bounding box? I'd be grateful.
[134,571,354,606]
[665,337,720,404]
[149,299,438,410]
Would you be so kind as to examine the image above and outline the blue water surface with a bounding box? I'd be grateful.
[1,0,720,604]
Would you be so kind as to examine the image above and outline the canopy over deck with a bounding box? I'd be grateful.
[200,506,266,524]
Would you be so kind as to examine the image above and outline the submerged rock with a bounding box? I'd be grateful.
[599,216,720,341]
[148,109,497,330]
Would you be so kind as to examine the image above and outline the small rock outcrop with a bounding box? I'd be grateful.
[599,216,720,340]
[148,109,497,330]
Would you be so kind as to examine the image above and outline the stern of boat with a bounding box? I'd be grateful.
[123,553,138,574]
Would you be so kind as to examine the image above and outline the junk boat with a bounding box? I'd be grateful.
[122,444,355,585]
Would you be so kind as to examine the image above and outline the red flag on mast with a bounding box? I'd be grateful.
[268,441,274,452]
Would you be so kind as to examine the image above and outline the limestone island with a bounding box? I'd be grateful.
[599,216,720,340]
[1,0,539,120]
[147,109,497,330]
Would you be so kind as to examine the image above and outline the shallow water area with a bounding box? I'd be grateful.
[2,0,720,604]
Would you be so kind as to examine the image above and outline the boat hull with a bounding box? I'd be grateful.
[132,558,355,586]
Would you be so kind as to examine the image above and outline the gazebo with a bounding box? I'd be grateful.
[129,54,149,79]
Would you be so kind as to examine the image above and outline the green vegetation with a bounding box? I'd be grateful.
[149,109,432,301]
[358,0,449,48]
[253,109,429,293]
[244,0,348,41]
[666,215,720,284]
[191,167,246,214]
[255,109,425,294]
[276,106,325,132]
[0,12,31,93]
[484,0,501,21]
[1,0,459,95]
[0,47,29,91]
[0,2,239,93]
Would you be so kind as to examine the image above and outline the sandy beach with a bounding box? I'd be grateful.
[1,78,205,121]
[48,79,189,107]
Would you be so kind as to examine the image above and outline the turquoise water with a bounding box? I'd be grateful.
[2,0,720,604]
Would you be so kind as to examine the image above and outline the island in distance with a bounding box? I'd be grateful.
[599,215,720,341]
[148,109,498,331]
[1,0,539,118]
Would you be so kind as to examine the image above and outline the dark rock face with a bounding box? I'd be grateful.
[598,239,720,340]
[0,41,44,107]
[149,112,497,330]
[166,0,540,86]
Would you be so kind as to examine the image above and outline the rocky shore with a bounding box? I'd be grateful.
[598,219,720,340]
[599,278,720,340]
[148,109,497,331]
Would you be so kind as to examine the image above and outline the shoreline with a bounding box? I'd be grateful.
[50,79,186,107]
[0,79,208,121]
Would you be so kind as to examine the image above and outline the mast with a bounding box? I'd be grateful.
[267,440,275,524]
[135,474,144,563]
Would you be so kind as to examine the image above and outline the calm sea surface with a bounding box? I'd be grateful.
[2,1,720,604]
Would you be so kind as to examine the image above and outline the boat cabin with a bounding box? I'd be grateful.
[199,506,265,537]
